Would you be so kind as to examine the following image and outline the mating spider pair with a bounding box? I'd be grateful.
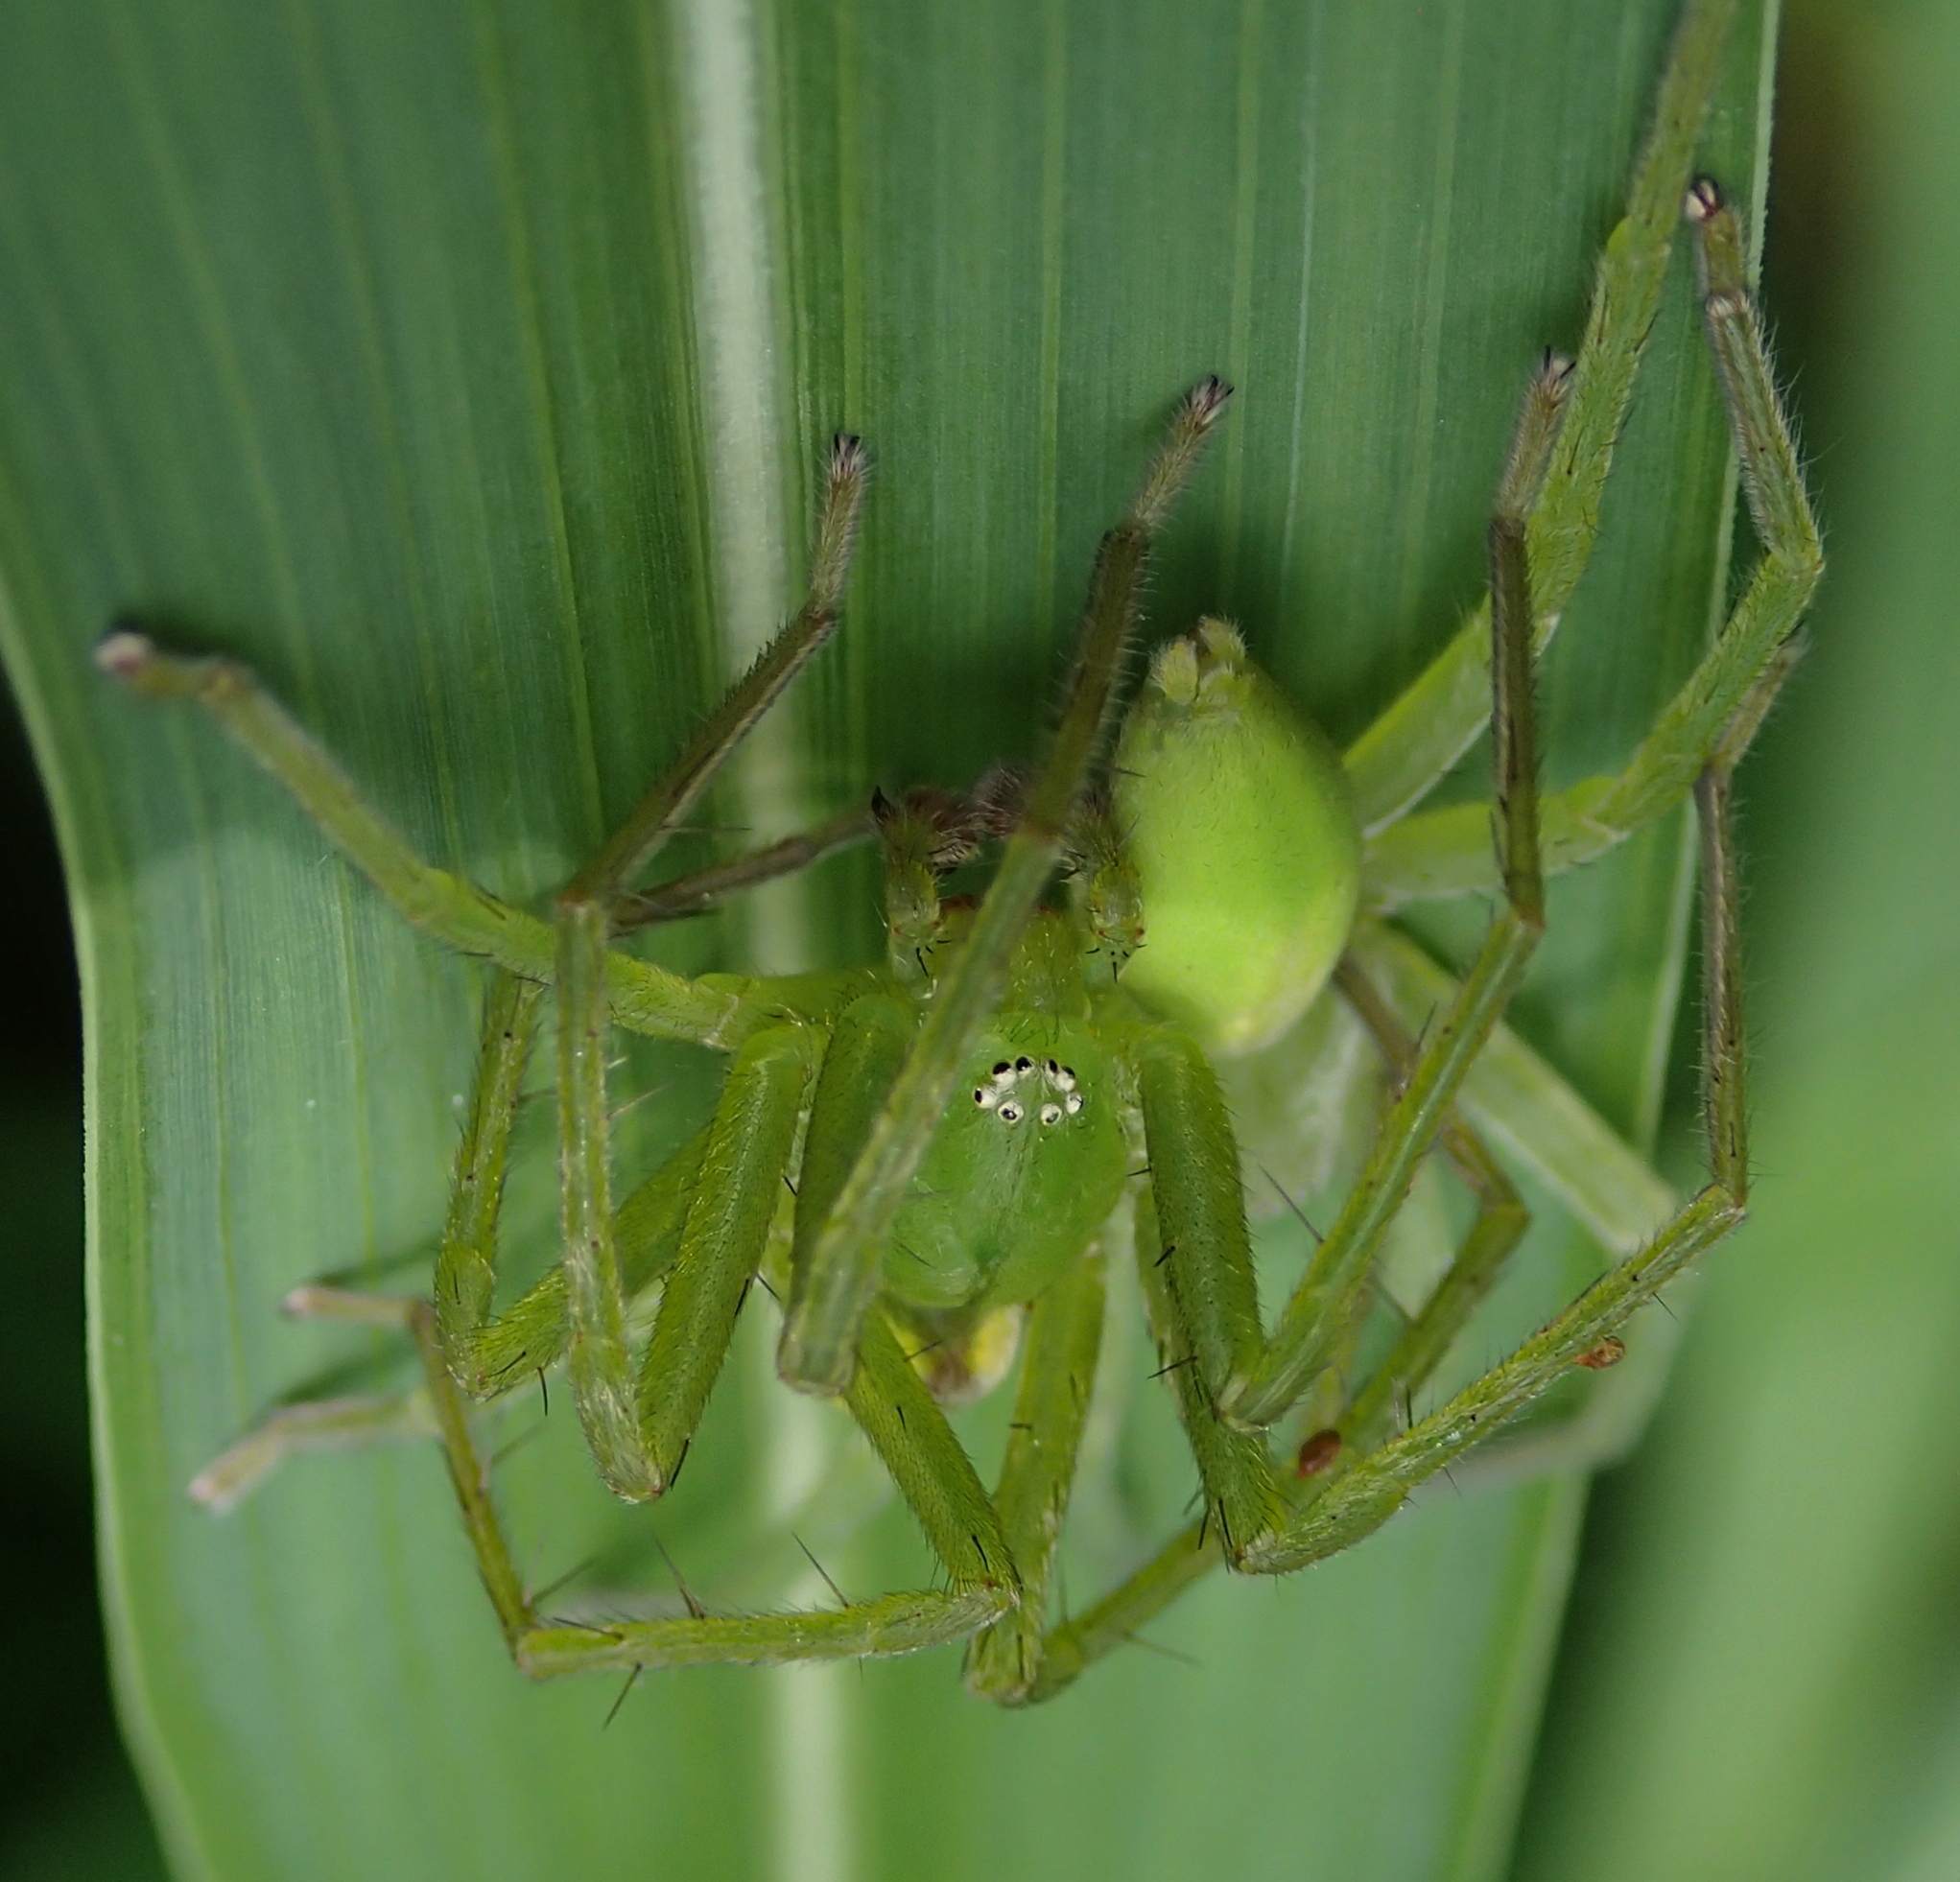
[101,0,1816,1706]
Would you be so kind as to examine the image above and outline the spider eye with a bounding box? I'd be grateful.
[999,1100,1023,1124]
[1064,1093,1084,1115]
[1014,1056,1033,1073]
[992,1061,1011,1076]
[1039,1103,1062,1126]
[973,1087,996,1108]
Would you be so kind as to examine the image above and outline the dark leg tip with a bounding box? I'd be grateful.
[1537,348,1576,396]
[1685,175,1725,223]
[829,433,869,479]
[1188,374,1235,424]
[94,621,157,682]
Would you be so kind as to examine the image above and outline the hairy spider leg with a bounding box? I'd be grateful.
[1363,177,1823,906]
[1346,924,1677,1259]
[540,431,873,1482]
[1022,123,1813,1694]
[1132,1186,1288,1574]
[572,440,869,907]
[93,626,750,1050]
[1225,346,1573,1429]
[170,431,868,1505]
[962,1239,1109,1704]
[1135,1027,1267,1416]
[97,427,867,1059]
[398,1300,1012,1677]
[1015,1071,1532,1697]
[433,973,543,1362]
[617,803,875,931]
[187,1378,438,1516]
[776,378,1232,1395]
[1341,0,1741,832]
[194,385,1227,1659]
[446,429,865,1406]
[777,994,915,1395]
[1323,962,1534,1460]
[1122,1023,1293,1569]
[1027,651,1759,1698]
[452,433,866,1403]
[449,1122,708,1395]
[1343,922,1689,1489]
[1010,340,1579,1695]
[1241,760,1749,1575]
[544,902,821,1500]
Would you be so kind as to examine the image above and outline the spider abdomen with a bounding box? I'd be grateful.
[1113,619,1360,1056]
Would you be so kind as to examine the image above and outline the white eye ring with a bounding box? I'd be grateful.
[1039,1103,1063,1126]
[999,1101,1023,1124]
[1064,1093,1084,1115]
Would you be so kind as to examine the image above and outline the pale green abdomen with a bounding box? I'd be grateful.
[1113,622,1361,1056]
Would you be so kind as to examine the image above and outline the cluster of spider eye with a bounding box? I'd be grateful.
[971,1055,1086,1127]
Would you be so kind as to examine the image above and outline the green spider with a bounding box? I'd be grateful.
[98,0,1816,1706]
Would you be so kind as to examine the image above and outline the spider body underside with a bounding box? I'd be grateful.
[103,0,1818,1706]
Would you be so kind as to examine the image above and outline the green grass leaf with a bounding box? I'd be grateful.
[0,3,1773,1876]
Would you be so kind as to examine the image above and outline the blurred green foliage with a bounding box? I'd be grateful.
[1517,4,1960,1873]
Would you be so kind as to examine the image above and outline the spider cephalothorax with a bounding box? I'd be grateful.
[107,0,1817,1706]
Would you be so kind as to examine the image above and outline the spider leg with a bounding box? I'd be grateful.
[178,430,867,1511]
[778,994,915,1395]
[1341,0,1743,832]
[1123,1023,1296,1567]
[433,972,544,1362]
[188,1123,711,1509]
[790,380,1231,1340]
[555,893,821,1499]
[628,1023,815,1494]
[1133,1188,1287,1568]
[617,804,874,930]
[1363,177,1822,908]
[1328,959,1533,1457]
[398,1303,1007,1675]
[1343,922,1688,1481]
[1344,923,1675,1256]
[569,433,868,905]
[1022,1026,1532,1700]
[964,1242,1107,1705]
[1134,1026,1266,1415]
[451,1122,708,1396]
[103,425,866,1053]
[1240,756,1750,1575]
[93,628,748,1049]
[1225,350,1571,1429]
[841,1304,1021,1605]
[188,1387,438,1515]
[1026,726,1755,1695]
